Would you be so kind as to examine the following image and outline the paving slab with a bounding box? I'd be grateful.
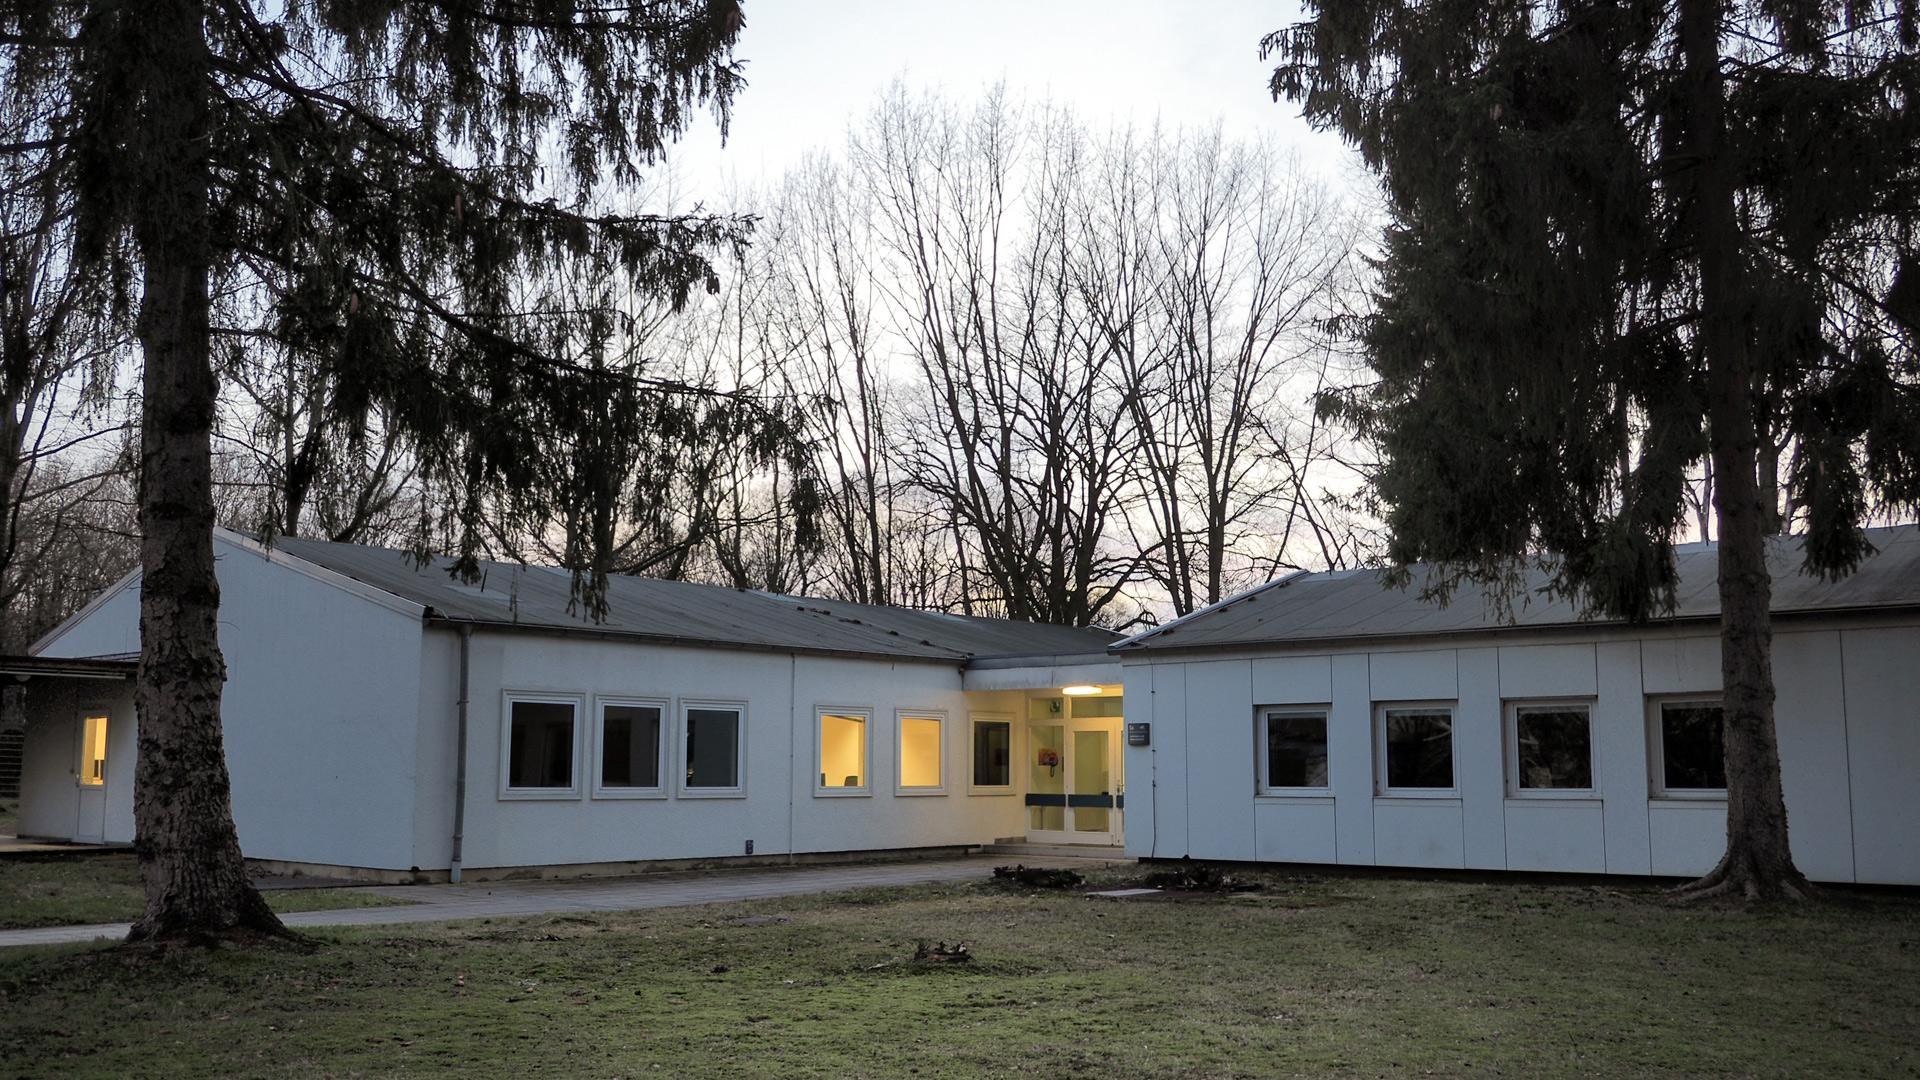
[0,853,1124,949]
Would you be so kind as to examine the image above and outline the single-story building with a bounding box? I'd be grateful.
[1113,525,1920,885]
[12,524,1918,885]
[11,529,1127,879]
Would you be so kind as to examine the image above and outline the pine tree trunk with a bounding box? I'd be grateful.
[1675,0,1810,902]
[125,0,287,943]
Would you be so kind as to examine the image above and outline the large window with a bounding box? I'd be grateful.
[1508,702,1595,794]
[78,712,108,787]
[970,716,1013,791]
[1377,705,1455,794]
[897,713,945,794]
[682,702,745,796]
[595,698,665,797]
[817,708,871,795]
[1259,709,1329,792]
[1652,699,1725,796]
[503,695,580,797]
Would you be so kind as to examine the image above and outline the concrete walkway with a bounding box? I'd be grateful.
[0,854,1118,950]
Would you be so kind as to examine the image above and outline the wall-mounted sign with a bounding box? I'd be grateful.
[1125,722,1151,746]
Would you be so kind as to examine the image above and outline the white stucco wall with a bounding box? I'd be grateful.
[1122,618,1920,884]
[428,631,1031,871]
[16,679,137,842]
[30,535,428,868]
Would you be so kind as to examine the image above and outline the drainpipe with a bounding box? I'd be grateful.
[449,624,472,883]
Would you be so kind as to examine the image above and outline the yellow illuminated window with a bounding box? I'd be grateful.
[80,714,108,786]
[898,715,943,790]
[818,712,867,791]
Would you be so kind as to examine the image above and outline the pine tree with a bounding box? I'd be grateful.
[1269,1,1919,898]
[4,0,794,941]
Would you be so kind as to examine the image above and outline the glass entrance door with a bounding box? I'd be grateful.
[1025,695,1122,846]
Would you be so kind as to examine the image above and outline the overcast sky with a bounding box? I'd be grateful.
[665,0,1360,195]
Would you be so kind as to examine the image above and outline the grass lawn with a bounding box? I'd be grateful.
[0,870,1915,1077]
[0,853,409,930]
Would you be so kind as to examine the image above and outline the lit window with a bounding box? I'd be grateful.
[79,713,108,787]
[596,699,664,795]
[817,709,870,793]
[1378,706,1455,793]
[683,703,744,794]
[1653,699,1725,795]
[1509,703,1594,793]
[898,714,944,792]
[505,697,578,795]
[971,717,1012,790]
[1260,709,1329,792]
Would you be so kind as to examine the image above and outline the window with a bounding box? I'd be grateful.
[1653,699,1725,795]
[682,702,744,795]
[503,695,580,797]
[970,716,1013,791]
[595,698,665,797]
[897,712,945,794]
[79,713,108,786]
[1508,702,1595,794]
[1377,705,1455,793]
[1259,709,1329,792]
[817,708,871,794]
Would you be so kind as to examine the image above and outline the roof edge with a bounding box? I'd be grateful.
[216,528,429,622]
[429,614,979,667]
[1108,570,1314,652]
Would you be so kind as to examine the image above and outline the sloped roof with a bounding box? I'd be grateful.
[1114,524,1920,654]
[265,535,1119,664]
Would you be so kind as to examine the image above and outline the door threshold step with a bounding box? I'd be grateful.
[976,843,1129,860]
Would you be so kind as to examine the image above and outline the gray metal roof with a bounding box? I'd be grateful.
[266,535,1119,663]
[0,654,137,680]
[1115,524,1920,653]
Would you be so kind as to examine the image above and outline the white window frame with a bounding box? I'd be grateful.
[1504,698,1599,798]
[967,712,1017,796]
[591,694,669,800]
[678,698,748,799]
[1648,695,1727,800]
[499,690,585,801]
[75,705,110,788]
[814,705,875,797]
[1374,701,1459,797]
[1256,706,1332,796]
[894,709,948,796]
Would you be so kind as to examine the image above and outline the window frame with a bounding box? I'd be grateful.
[75,706,110,788]
[677,698,748,799]
[967,712,1017,796]
[813,705,875,798]
[590,694,670,800]
[1648,695,1728,800]
[1256,705,1333,797]
[1373,701,1459,797]
[1504,698,1599,799]
[894,709,948,796]
[499,690,585,801]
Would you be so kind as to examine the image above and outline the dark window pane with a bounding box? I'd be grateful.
[1515,706,1593,789]
[973,721,1011,787]
[686,708,740,788]
[508,701,575,789]
[1662,703,1725,790]
[1384,709,1453,789]
[602,704,661,788]
[1266,713,1329,788]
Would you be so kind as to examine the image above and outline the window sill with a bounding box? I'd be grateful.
[1256,792,1335,803]
[813,788,872,798]
[1373,793,1462,804]
[967,786,1016,797]
[894,787,948,797]
[591,788,668,801]
[1505,796,1603,808]
[1649,794,1728,806]
[499,788,583,802]
[678,788,748,799]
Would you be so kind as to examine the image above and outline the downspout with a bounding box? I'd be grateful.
[449,623,472,883]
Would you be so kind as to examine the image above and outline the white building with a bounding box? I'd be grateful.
[9,530,1126,880]
[1114,525,1920,885]
[11,525,1917,885]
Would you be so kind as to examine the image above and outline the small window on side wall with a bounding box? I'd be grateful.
[1377,705,1455,794]
[504,695,580,798]
[817,708,871,795]
[595,698,665,797]
[1652,698,1725,796]
[897,713,945,794]
[682,702,745,796]
[1259,709,1329,793]
[1508,702,1595,794]
[970,716,1013,791]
